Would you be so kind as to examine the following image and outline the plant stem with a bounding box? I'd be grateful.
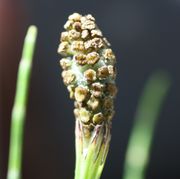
[74,120,111,179]
[122,71,171,179]
[7,26,37,179]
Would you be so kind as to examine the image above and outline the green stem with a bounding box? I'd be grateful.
[7,26,38,179]
[122,71,171,179]
[74,120,111,179]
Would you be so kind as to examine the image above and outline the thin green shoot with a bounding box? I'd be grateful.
[122,71,171,179]
[7,26,38,179]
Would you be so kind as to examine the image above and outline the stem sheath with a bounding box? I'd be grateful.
[74,120,111,179]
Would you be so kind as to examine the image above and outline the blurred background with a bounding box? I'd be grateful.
[0,0,180,178]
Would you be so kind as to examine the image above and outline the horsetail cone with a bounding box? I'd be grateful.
[58,13,117,179]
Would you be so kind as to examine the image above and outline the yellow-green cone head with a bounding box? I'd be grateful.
[58,12,117,126]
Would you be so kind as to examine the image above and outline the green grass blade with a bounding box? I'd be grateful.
[122,71,171,179]
[7,25,38,179]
